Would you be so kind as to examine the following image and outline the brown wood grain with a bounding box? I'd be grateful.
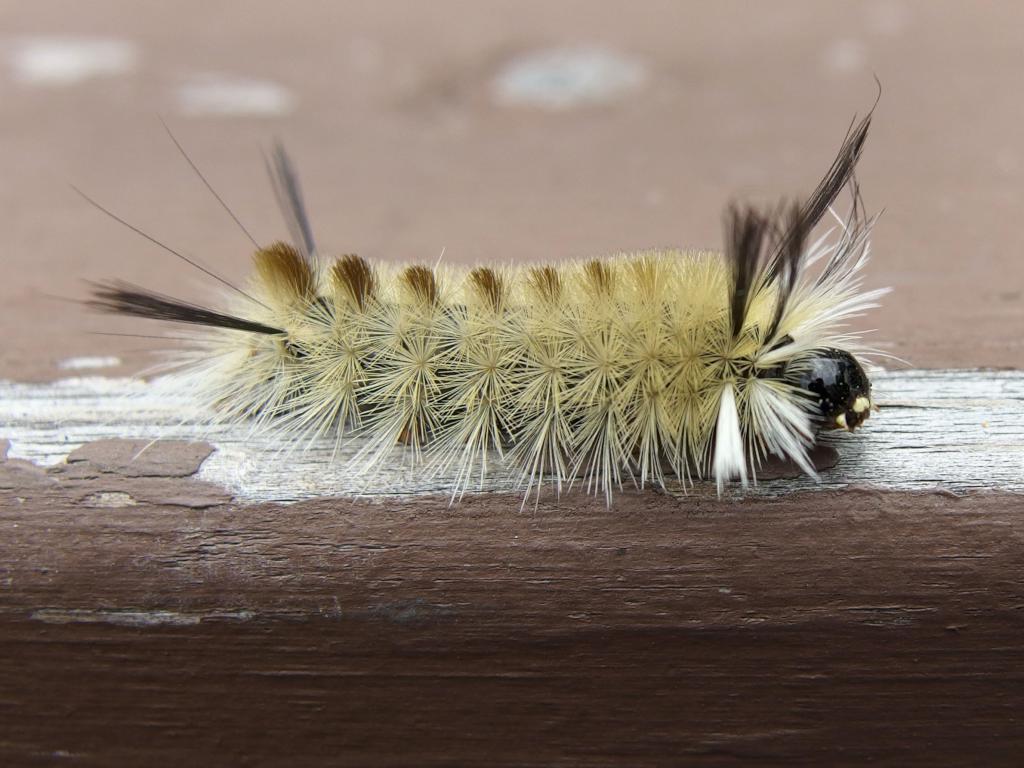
[2,445,1023,766]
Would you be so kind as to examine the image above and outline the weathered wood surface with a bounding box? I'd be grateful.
[2,370,1024,766]
[3,369,1024,501]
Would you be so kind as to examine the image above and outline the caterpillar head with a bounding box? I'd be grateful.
[789,349,873,432]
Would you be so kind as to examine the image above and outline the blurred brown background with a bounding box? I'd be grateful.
[2,0,1022,379]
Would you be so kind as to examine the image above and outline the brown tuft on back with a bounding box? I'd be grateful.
[331,254,376,310]
[527,265,562,303]
[253,241,315,303]
[468,266,505,311]
[402,265,438,306]
[583,259,614,296]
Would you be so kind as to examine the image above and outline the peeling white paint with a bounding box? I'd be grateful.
[1,371,1023,503]
[492,47,648,110]
[176,73,296,117]
[7,37,137,86]
[823,38,868,75]
[866,1,911,37]
[30,609,255,626]
[81,491,137,508]
[58,356,121,371]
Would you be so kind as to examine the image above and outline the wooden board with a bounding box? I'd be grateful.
[6,3,1024,763]
[2,369,1024,765]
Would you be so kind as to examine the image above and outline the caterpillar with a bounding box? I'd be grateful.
[86,108,885,505]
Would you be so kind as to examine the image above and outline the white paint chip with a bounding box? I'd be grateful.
[31,609,255,627]
[866,1,910,37]
[8,37,137,86]
[58,356,121,371]
[176,73,296,117]
[82,491,137,508]
[823,39,868,75]
[2,371,1023,503]
[492,47,648,110]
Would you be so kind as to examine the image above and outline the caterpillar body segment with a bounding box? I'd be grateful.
[89,112,883,504]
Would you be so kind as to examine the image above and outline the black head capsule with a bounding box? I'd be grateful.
[786,349,873,432]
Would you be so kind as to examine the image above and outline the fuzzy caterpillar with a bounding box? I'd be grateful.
[88,110,884,505]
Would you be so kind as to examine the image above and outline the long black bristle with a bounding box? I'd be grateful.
[743,106,874,344]
[71,185,267,310]
[88,282,284,335]
[161,118,261,249]
[724,204,770,340]
[798,113,871,234]
[761,112,870,285]
[266,142,317,262]
[763,203,806,344]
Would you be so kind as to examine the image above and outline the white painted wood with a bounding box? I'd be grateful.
[1,370,1021,502]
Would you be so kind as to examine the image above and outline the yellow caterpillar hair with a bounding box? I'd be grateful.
[87,109,884,505]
